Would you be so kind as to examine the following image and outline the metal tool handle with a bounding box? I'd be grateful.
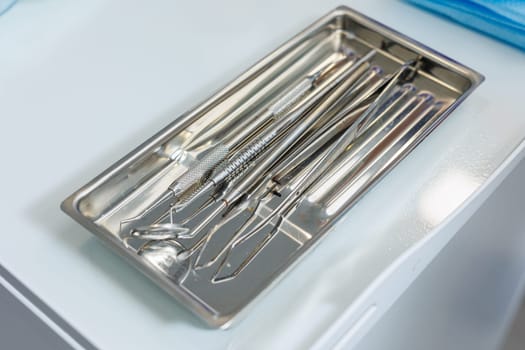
[168,144,229,194]
[213,131,277,184]
[267,74,317,115]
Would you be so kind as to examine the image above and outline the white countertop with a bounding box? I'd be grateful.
[0,1,524,349]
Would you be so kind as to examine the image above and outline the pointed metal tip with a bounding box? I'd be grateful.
[122,237,133,249]
[193,259,215,271]
[192,262,206,270]
[176,250,192,261]
[192,247,206,270]
[119,189,175,227]
[172,202,188,213]
[211,273,236,284]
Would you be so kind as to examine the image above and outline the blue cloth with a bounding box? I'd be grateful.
[0,0,16,16]
[407,0,525,50]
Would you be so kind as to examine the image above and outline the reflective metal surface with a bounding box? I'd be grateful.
[61,6,483,328]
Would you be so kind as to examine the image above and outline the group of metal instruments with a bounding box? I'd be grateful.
[119,49,443,284]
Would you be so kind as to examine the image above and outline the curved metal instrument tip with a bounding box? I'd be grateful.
[130,223,190,241]
[211,274,236,284]
[119,190,175,226]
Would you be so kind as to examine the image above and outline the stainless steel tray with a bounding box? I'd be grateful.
[61,6,483,328]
